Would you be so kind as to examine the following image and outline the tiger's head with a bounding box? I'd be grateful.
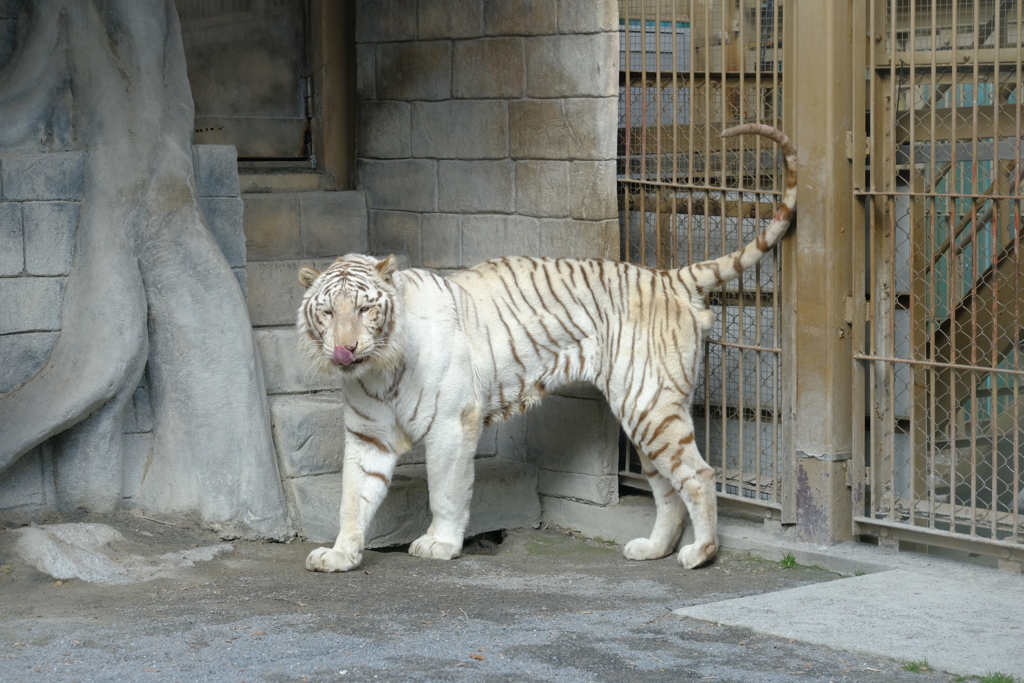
[297,254,402,377]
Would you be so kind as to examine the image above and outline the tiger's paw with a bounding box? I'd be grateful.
[678,541,717,569]
[306,545,362,573]
[623,537,672,561]
[409,534,462,560]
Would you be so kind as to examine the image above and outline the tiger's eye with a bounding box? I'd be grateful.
[359,306,371,315]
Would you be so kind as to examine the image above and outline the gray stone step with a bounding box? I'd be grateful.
[239,170,326,194]
[242,190,368,262]
[245,257,337,327]
[287,457,540,544]
[255,327,346,395]
[269,393,347,479]
[268,391,500,477]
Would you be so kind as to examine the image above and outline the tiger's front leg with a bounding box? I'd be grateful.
[306,432,398,573]
[409,405,483,561]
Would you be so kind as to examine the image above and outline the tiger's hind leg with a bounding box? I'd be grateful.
[633,413,718,569]
[622,448,686,561]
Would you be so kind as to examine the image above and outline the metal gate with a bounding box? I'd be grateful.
[616,0,792,516]
[852,0,1024,562]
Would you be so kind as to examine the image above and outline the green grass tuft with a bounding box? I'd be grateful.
[979,673,1021,683]
[780,553,797,569]
[902,660,930,673]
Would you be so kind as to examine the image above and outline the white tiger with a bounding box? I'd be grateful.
[299,123,797,573]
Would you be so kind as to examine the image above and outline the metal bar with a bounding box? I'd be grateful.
[867,0,880,522]
[856,517,1024,558]
[617,0,787,513]
[850,0,869,525]
[856,186,1024,200]
[926,0,940,533]
[735,0,747,493]
[968,0,983,540]
[855,352,1024,377]
[885,1,899,526]
[907,1,924,519]
[990,1,1003,539]
[1014,0,1023,545]
[709,339,781,354]
[874,46,1024,67]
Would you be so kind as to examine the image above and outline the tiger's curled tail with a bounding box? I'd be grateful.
[684,123,798,295]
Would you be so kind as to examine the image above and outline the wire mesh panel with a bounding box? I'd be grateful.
[617,0,788,509]
[855,0,1024,554]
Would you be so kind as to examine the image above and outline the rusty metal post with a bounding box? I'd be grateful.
[781,0,856,542]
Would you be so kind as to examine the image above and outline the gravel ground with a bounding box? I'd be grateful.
[0,513,962,682]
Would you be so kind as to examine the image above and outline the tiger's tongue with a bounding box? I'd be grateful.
[333,346,356,365]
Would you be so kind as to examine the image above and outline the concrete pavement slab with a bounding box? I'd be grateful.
[676,567,1024,679]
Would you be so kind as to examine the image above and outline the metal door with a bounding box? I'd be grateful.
[852,0,1024,563]
[616,0,793,518]
[176,0,310,160]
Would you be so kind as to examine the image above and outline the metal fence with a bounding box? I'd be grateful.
[616,0,790,513]
[853,0,1024,557]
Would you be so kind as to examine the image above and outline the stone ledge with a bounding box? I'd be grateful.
[0,152,85,201]
[199,197,245,268]
[0,277,65,334]
[453,37,525,99]
[525,33,618,98]
[538,469,617,506]
[376,41,452,102]
[246,258,336,328]
[0,331,58,393]
[270,393,347,478]
[483,0,557,37]
[527,396,619,477]
[358,160,437,213]
[192,145,240,198]
[288,457,540,544]
[254,327,349,395]
[355,0,417,44]
[509,98,617,160]
[0,147,235,202]
[243,191,368,262]
[0,446,45,511]
[411,100,509,160]
[542,495,954,578]
[418,0,484,40]
[557,0,618,34]
[0,202,22,276]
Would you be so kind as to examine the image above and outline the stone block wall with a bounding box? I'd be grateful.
[0,145,246,515]
[354,0,622,515]
[355,0,620,269]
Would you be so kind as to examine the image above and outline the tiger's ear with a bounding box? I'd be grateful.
[375,254,398,282]
[298,265,321,288]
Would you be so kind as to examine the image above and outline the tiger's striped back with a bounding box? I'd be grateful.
[448,258,710,427]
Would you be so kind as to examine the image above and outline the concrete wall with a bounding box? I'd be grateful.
[0,145,246,516]
[354,0,623,515]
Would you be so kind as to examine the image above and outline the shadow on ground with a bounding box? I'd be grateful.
[0,512,960,682]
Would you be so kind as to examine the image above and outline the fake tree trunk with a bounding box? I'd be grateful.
[0,0,290,539]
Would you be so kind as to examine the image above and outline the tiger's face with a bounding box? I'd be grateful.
[298,254,399,376]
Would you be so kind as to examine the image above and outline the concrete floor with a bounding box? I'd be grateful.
[2,511,1018,682]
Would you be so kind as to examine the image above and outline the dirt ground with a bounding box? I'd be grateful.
[0,512,961,682]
